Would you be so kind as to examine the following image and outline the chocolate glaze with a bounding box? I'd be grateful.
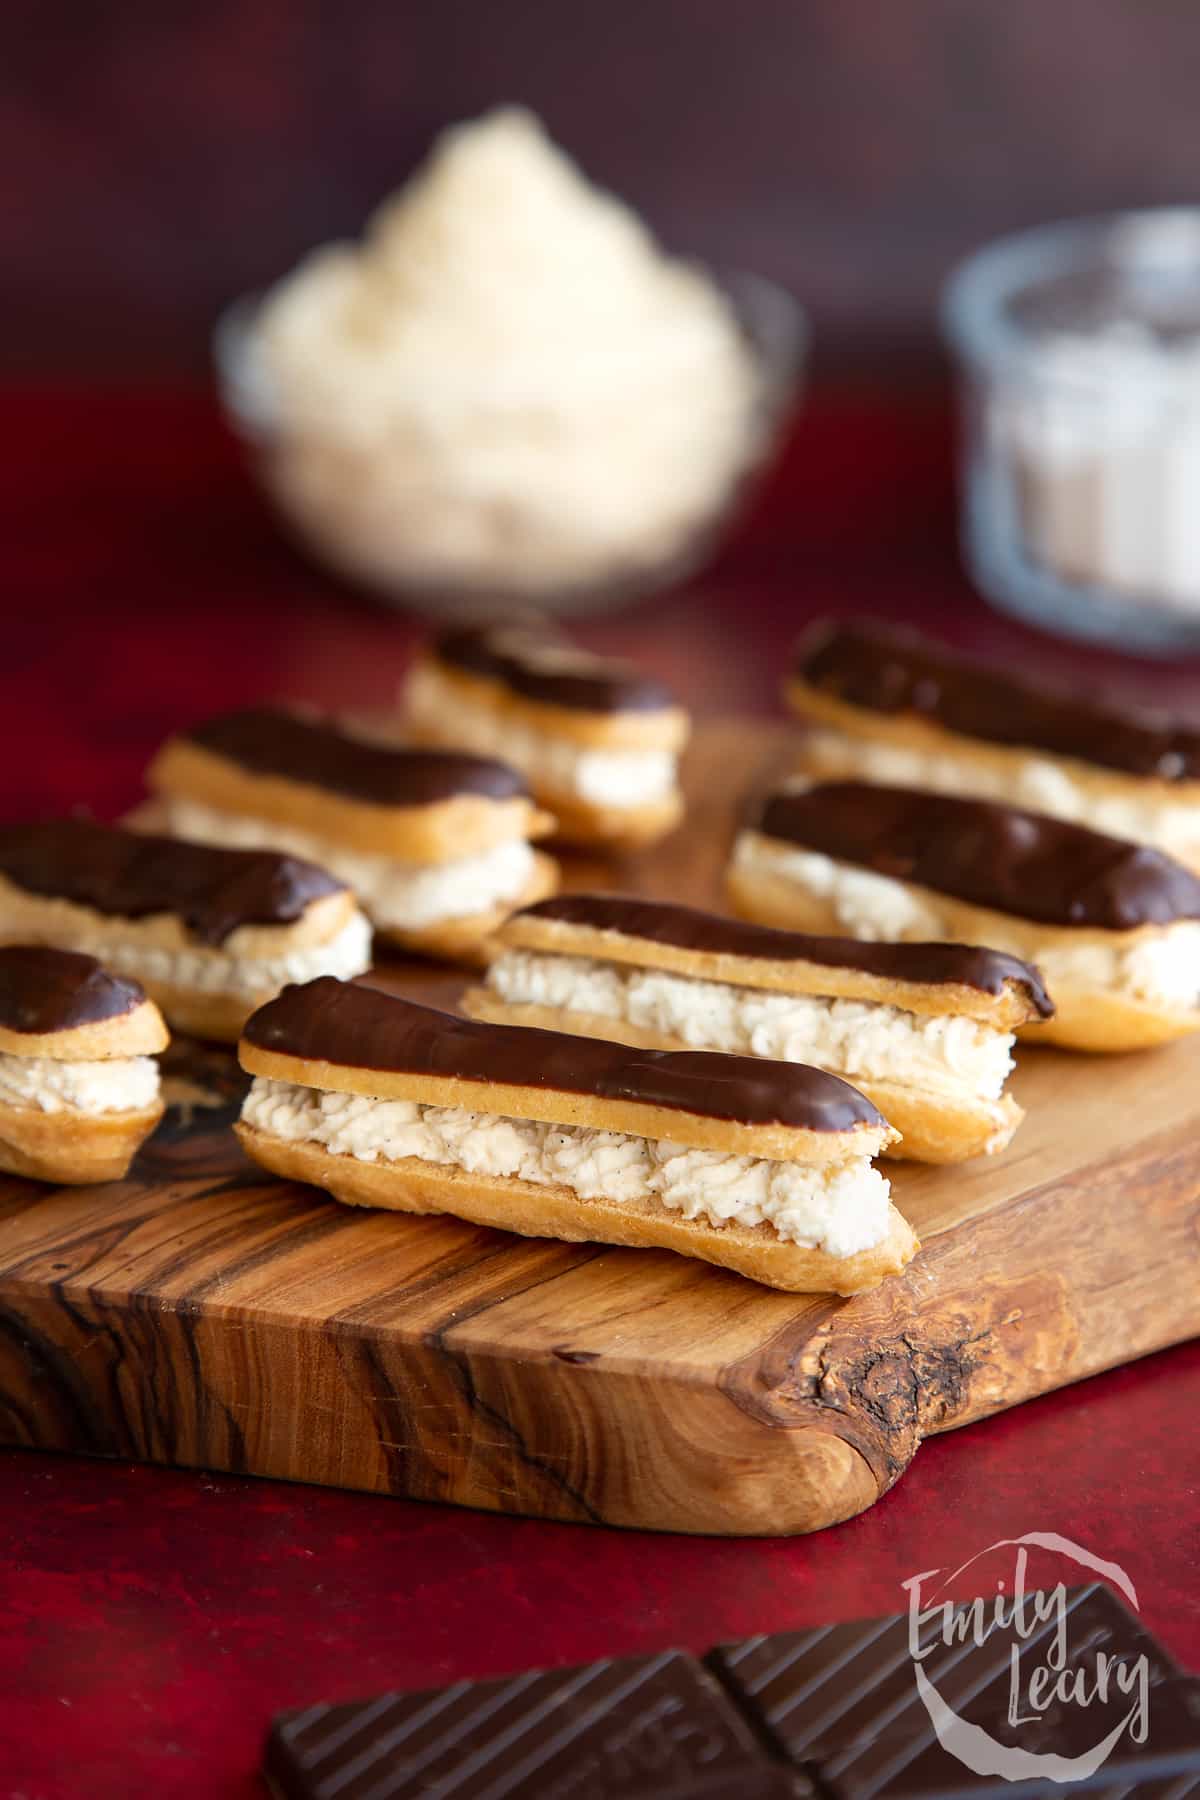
[753,781,1200,930]
[797,617,1200,781]
[180,708,528,804]
[435,620,675,714]
[0,945,146,1035]
[245,979,885,1133]
[519,892,1054,1014]
[0,822,345,947]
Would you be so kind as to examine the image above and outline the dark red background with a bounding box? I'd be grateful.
[7,1,1200,375]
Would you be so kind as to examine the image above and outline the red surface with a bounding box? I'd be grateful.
[0,384,1197,1798]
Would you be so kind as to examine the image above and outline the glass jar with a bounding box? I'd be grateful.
[943,208,1200,656]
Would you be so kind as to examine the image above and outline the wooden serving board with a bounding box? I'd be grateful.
[1,722,1197,1536]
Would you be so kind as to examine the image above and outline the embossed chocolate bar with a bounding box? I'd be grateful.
[265,1650,807,1799]
[710,1581,1200,1797]
[264,1585,1200,1798]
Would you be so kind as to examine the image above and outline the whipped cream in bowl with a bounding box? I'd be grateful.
[216,108,804,613]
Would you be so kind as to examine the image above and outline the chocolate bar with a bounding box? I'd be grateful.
[265,1584,1199,1798]
[710,1581,1198,1797]
[265,1650,806,1798]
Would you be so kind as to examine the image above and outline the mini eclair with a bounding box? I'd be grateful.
[728,780,1200,1052]
[0,821,371,1042]
[141,707,557,961]
[236,979,916,1294]
[0,944,167,1183]
[788,618,1200,867]
[404,618,690,849]
[466,893,1052,1163]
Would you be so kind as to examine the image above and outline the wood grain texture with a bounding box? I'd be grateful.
[0,721,1197,1536]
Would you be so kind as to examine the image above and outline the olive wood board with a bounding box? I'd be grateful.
[0,720,1197,1537]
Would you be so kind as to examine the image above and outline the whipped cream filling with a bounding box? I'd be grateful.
[242,1077,890,1258]
[1037,929,1200,1012]
[69,909,372,1004]
[487,950,1014,1101]
[733,831,944,940]
[733,832,1200,1011]
[0,1052,160,1116]
[800,729,1200,862]
[160,797,535,929]
[406,663,677,808]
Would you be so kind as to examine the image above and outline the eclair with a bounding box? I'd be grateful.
[788,618,1200,867]
[727,780,1200,1052]
[0,944,167,1182]
[465,893,1052,1163]
[404,618,690,849]
[141,707,557,961]
[236,979,916,1294]
[0,821,371,1042]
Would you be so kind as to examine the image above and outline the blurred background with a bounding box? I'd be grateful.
[5,0,1200,828]
[8,0,1199,380]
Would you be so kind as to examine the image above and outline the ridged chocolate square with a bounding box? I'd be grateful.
[265,1648,806,1799]
[710,1583,1199,1798]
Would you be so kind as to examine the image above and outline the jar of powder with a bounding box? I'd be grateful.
[944,208,1200,655]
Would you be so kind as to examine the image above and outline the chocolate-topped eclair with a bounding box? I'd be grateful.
[0,821,371,1043]
[404,617,690,849]
[788,618,1200,866]
[0,944,168,1183]
[466,893,1053,1163]
[727,780,1200,1052]
[238,979,916,1295]
[140,707,557,963]
[437,622,675,714]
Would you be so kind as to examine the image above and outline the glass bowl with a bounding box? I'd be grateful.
[214,270,806,618]
[943,208,1200,656]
